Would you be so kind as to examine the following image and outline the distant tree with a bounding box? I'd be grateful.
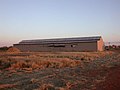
[105,46,109,50]
[118,45,120,48]
[0,46,9,51]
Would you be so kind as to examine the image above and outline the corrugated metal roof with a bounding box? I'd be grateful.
[19,36,102,44]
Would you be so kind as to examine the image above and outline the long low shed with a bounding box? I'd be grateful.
[14,36,104,52]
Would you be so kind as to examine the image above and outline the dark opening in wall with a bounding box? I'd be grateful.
[71,45,76,47]
[48,45,65,47]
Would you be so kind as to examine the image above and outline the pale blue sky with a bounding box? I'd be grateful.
[0,0,120,46]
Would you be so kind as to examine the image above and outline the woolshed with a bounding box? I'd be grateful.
[14,36,104,52]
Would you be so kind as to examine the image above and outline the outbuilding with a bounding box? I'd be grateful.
[14,36,104,52]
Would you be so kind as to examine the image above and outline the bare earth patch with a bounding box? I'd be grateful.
[94,66,120,90]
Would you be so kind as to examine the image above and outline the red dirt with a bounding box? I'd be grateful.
[95,66,120,90]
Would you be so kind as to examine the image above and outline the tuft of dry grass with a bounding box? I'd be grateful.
[30,78,39,84]
[7,47,20,52]
[36,84,55,90]
[0,84,17,89]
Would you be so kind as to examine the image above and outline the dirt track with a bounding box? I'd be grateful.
[0,51,120,90]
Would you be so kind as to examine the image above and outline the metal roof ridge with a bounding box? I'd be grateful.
[20,36,102,42]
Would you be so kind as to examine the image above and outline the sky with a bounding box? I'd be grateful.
[0,0,120,46]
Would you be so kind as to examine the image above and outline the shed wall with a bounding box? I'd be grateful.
[14,42,97,52]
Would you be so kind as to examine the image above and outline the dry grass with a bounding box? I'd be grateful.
[0,51,119,90]
[0,84,17,89]
[10,58,81,70]
[7,47,20,52]
[37,84,55,90]
[0,51,114,71]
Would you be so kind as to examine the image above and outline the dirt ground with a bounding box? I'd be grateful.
[0,51,120,90]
